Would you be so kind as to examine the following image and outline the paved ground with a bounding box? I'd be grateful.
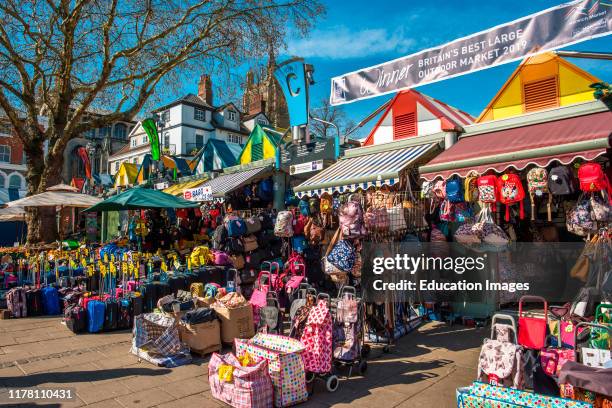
[0,316,483,407]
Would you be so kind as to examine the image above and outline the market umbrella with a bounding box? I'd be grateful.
[0,206,25,222]
[84,187,199,212]
[4,189,102,208]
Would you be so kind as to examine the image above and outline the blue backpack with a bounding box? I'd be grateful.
[298,200,310,216]
[291,236,307,253]
[42,286,60,315]
[446,177,464,203]
[258,178,274,201]
[87,300,106,333]
[227,218,247,237]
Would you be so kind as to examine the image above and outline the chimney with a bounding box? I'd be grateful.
[198,74,213,105]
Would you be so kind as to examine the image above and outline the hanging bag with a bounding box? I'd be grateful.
[249,272,271,309]
[527,167,552,222]
[387,195,407,232]
[518,295,548,350]
[498,173,526,222]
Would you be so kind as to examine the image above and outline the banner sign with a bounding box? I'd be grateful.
[290,159,324,175]
[330,0,611,105]
[184,185,212,201]
[274,58,309,126]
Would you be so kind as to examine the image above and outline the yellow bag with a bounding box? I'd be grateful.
[239,351,255,367]
[189,246,212,267]
[218,364,234,382]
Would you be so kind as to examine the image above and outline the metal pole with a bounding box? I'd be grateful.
[554,51,612,60]
[309,115,341,160]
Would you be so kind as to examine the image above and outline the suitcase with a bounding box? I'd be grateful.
[104,299,118,331]
[87,300,105,333]
[141,283,158,313]
[168,275,187,295]
[42,286,61,315]
[117,299,132,329]
[65,305,87,333]
[131,293,143,318]
[26,288,43,316]
[197,266,228,287]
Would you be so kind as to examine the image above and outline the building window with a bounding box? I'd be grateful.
[114,162,119,172]
[0,123,12,136]
[8,174,21,189]
[131,138,137,147]
[114,123,127,140]
[142,136,148,145]
[194,108,206,121]
[257,118,268,125]
[0,173,5,188]
[227,110,237,121]
[83,128,96,139]
[163,133,170,148]
[227,133,241,144]
[99,126,111,139]
[0,145,10,162]
[195,134,204,148]
[161,110,170,122]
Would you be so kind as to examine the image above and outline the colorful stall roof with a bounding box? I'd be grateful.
[477,52,601,123]
[362,89,474,146]
[114,163,139,188]
[238,124,285,165]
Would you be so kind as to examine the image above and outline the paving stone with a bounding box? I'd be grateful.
[115,387,174,408]
[159,376,210,399]
[77,381,132,404]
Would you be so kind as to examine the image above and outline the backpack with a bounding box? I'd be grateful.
[578,163,612,203]
[445,177,464,203]
[298,199,310,216]
[274,211,294,237]
[293,214,307,235]
[432,180,446,200]
[308,197,320,215]
[320,195,332,214]
[226,218,247,237]
[548,165,575,195]
[464,174,479,202]
[212,225,228,250]
[566,195,595,237]
[527,167,552,221]
[339,201,366,239]
[497,173,525,222]
[258,178,274,201]
[477,175,498,205]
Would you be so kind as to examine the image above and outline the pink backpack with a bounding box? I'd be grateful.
[211,250,231,266]
[339,200,366,238]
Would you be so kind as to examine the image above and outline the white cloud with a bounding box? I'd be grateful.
[286,26,417,59]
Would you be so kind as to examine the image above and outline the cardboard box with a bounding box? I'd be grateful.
[179,319,221,355]
[213,303,254,343]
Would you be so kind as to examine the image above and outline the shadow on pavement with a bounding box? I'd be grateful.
[0,367,171,388]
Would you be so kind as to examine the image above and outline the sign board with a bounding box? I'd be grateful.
[154,181,169,190]
[330,0,612,105]
[290,159,324,175]
[184,185,212,201]
[274,58,309,126]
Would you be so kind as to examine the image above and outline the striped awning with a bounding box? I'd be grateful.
[200,166,273,198]
[163,179,207,196]
[294,142,436,197]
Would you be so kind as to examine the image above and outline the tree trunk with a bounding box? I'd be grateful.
[24,134,65,244]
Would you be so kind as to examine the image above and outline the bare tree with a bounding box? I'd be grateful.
[0,0,324,242]
[309,98,355,138]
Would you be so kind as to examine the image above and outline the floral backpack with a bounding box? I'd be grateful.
[526,167,553,221]
[274,211,294,237]
[497,173,525,222]
[477,175,498,206]
[566,196,596,237]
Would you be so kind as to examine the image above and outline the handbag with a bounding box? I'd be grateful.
[242,235,259,252]
[245,216,262,234]
[388,196,407,232]
[364,206,389,232]
[326,240,356,272]
[230,254,245,270]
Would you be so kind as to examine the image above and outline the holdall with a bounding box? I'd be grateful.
[208,352,273,408]
[518,295,548,350]
[456,381,591,408]
[327,240,356,272]
[235,334,308,407]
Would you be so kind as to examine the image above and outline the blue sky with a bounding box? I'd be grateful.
[282,0,612,138]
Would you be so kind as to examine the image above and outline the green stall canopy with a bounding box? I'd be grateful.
[84,187,199,212]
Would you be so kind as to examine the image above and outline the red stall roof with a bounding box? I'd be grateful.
[419,110,611,181]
